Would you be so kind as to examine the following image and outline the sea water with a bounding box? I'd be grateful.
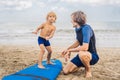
[0,21,120,47]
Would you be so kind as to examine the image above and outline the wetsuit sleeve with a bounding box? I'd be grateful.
[82,27,92,43]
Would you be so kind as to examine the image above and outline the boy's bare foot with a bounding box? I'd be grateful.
[85,72,92,78]
[38,65,45,69]
[47,61,54,64]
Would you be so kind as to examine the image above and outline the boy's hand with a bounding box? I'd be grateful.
[32,31,37,35]
[45,37,49,40]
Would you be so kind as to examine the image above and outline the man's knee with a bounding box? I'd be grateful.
[82,55,90,62]
[79,51,91,62]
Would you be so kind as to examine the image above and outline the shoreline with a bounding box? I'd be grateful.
[0,44,120,80]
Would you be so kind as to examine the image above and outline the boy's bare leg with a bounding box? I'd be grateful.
[78,51,92,78]
[38,44,45,68]
[46,46,53,64]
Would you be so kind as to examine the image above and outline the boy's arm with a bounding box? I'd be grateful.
[32,24,44,34]
[46,26,56,40]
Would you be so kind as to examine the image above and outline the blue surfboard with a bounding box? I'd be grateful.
[2,59,62,80]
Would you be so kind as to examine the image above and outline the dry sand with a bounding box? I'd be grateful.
[0,44,120,80]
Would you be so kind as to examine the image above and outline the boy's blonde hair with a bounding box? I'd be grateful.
[46,11,57,22]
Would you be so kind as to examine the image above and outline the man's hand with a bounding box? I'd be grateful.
[61,49,68,57]
[64,51,71,62]
[62,50,71,62]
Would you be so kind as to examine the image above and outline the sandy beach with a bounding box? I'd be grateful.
[0,44,120,80]
[1,0,120,80]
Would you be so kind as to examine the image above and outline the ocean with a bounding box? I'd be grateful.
[0,21,120,47]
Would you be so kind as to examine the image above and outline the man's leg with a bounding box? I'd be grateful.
[63,61,78,75]
[78,51,92,77]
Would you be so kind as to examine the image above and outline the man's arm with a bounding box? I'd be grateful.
[62,40,79,56]
[68,43,89,52]
[68,26,92,52]
[67,40,80,50]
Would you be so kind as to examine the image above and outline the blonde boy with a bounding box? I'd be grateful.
[32,11,57,68]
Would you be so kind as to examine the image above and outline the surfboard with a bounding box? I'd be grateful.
[2,59,62,80]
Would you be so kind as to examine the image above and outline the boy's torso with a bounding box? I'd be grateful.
[40,23,55,38]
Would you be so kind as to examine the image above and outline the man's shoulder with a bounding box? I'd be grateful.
[82,24,91,30]
[82,24,93,33]
[83,24,91,28]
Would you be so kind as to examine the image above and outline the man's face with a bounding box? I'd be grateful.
[71,15,78,28]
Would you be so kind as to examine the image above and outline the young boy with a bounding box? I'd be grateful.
[32,11,57,68]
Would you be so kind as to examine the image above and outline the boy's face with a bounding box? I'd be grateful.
[47,15,56,23]
[71,15,78,28]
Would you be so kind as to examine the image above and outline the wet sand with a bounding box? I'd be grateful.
[0,44,120,80]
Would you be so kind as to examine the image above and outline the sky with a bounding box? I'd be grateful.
[0,0,120,25]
